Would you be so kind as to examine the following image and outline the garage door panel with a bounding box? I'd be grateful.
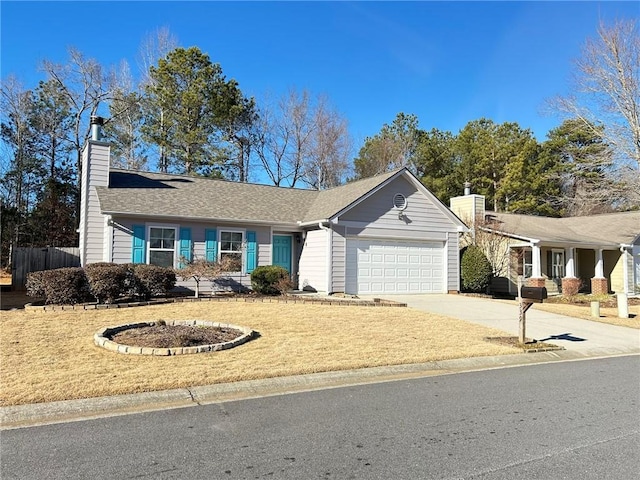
[346,238,444,294]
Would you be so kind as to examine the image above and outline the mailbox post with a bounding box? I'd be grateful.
[517,278,548,344]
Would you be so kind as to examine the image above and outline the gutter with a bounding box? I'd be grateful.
[480,226,540,244]
[297,218,330,228]
[102,211,302,229]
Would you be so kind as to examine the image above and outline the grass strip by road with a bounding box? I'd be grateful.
[532,303,639,329]
[1,302,518,406]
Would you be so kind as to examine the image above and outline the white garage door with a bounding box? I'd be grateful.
[346,238,445,294]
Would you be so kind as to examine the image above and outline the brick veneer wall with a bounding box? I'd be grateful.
[591,277,609,295]
[526,278,546,288]
[561,277,582,296]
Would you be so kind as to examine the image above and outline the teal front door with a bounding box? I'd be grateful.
[272,235,292,273]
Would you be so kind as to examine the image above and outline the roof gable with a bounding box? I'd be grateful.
[328,169,467,229]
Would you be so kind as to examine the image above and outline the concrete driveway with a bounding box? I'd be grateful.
[366,294,640,356]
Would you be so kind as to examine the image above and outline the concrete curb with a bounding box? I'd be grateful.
[3,349,638,430]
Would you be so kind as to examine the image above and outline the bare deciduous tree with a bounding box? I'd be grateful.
[137,27,179,88]
[552,19,640,171]
[177,256,238,298]
[254,89,314,187]
[303,95,351,190]
[40,48,115,179]
[254,89,350,188]
[104,60,148,170]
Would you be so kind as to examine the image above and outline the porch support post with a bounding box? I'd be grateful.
[595,249,604,278]
[562,247,581,294]
[591,249,608,295]
[526,243,545,288]
[566,247,576,277]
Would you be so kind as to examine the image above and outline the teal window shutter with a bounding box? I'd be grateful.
[205,229,217,262]
[246,231,257,273]
[179,227,192,267]
[132,225,146,264]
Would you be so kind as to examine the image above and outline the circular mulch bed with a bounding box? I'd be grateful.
[94,320,255,356]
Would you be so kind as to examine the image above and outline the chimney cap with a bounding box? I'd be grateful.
[90,115,105,126]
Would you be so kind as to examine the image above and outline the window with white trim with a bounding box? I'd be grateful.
[523,250,533,279]
[220,230,243,272]
[148,227,176,267]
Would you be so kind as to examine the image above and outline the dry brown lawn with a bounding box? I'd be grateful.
[533,302,639,329]
[1,302,518,406]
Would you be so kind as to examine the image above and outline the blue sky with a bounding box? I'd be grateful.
[2,1,639,148]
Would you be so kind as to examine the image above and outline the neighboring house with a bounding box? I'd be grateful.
[79,119,467,295]
[450,190,640,296]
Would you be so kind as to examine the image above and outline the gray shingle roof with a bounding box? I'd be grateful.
[96,169,402,225]
[486,211,640,247]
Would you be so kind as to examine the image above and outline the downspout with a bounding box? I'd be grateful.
[318,221,332,294]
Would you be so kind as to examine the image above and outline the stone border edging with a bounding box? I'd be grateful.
[94,320,255,356]
[26,295,407,311]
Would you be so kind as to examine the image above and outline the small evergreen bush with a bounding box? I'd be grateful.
[132,264,176,299]
[85,262,130,303]
[25,271,47,299]
[250,265,290,295]
[41,268,91,305]
[461,245,493,293]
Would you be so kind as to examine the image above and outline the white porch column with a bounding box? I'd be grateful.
[595,249,604,278]
[531,243,542,278]
[566,247,576,278]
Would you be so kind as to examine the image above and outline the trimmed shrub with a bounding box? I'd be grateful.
[250,265,290,295]
[85,262,130,304]
[41,268,91,305]
[461,245,493,293]
[25,271,47,299]
[132,264,176,299]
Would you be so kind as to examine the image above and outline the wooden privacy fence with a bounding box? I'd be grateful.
[11,247,80,290]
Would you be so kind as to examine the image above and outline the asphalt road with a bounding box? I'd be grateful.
[2,356,638,480]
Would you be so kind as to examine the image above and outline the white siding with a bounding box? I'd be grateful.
[331,226,346,292]
[299,228,328,292]
[338,175,462,293]
[110,217,272,292]
[447,231,460,292]
[340,177,459,236]
[79,141,110,266]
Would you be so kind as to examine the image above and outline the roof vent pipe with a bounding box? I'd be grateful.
[90,116,104,141]
[464,181,471,196]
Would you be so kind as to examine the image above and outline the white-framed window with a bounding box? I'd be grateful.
[524,250,533,279]
[219,230,244,272]
[148,226,177,267]
[552,249,565,279]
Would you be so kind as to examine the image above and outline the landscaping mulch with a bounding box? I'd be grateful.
[484,336,563,352]
[109,324,244,348]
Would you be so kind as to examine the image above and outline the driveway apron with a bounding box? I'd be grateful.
[367,294,640,356]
